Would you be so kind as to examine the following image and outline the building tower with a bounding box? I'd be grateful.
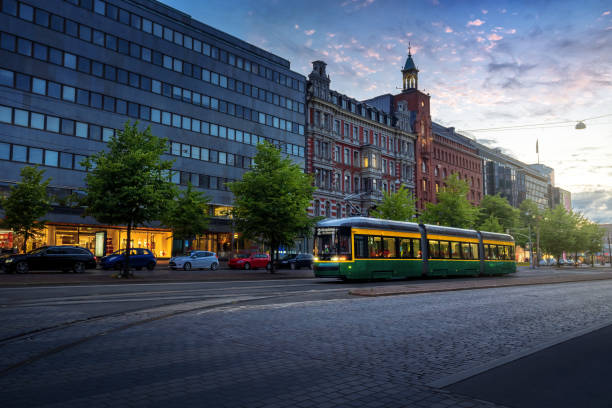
[402,45,419,91]
[308,60,331,102]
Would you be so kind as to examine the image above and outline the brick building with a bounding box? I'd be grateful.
[431,123,483,205]
[306,61,416,218]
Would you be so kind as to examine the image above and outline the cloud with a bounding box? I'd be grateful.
[445,26,453,33]
[294,24,299,30]
[488,33,503,41]
[482,9,488,14]
[602,11,610,16]
[572,190,612,223]
[467,19,485,27]
[341,0,375,11]
[304,29,316,36]
[487,62,537,74]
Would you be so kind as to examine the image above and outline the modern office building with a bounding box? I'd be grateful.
[476,144,550,209]
[306,60,416,218]
[0,0,306,257]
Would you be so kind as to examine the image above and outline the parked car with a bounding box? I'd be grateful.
[228,253,270,270]
[99,248,156,270]
[275,253,314,270]
[169,251,218,271]
[548,258,557,266]
[3,246,96,274]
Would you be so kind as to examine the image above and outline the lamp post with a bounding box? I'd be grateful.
[608,232,612,266]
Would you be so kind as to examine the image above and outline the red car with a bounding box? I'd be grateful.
[228,253,271,270]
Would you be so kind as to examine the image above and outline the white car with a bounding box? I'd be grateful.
[169,251,219,271]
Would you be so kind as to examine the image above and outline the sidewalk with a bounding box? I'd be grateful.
[2,264,612,289]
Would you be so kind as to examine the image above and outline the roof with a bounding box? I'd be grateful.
[403,54,417,71]
[315,217,515,242]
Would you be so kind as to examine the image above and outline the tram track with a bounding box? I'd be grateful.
[0,285,350,377]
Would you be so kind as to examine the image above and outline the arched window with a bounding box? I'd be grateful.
[336,204,342,219]
[325,201,331,217]
[314,200,320,217]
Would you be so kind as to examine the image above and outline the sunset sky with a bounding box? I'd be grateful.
[163,0,612,223]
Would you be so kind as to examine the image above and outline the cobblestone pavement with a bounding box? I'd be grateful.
[3,280,612,407]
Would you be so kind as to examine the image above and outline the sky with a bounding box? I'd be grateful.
[162,0,612,223]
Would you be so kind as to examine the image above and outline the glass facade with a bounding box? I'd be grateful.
[0,0,306,255]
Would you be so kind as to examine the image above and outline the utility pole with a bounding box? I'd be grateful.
[528,224,534,269]
[536,225,541,268]
[608,231,612,266]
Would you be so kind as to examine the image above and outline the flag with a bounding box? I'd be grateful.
[536,139,539,154]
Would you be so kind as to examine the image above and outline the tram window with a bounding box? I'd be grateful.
[484,245,491,260]
[508,245,515,260]
[491,245,499,260]
[440,241,450,259]
[412,239,421,258]
[470,243,479,259]
[501,246,509,260]
[428,240,440,259]
[461,243,471,259]
[354,235,368,258]
[399,238,411,258]
[367,236,383,258]
[382,237,396,258]
[451,242,462,259]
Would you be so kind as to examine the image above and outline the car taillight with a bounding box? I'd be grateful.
[216,255,218,259]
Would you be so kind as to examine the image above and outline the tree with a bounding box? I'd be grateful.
[478,215,504,233]
[579,221,605,266]
[539,205,577,265]
[163,183,210,253]
[0,166,51,253]
[228,142,316,273]
[477,194,518,232]
[371,185,416,221]
[515,199,541,249]
[81,122,175,277]
[420,173,478,228]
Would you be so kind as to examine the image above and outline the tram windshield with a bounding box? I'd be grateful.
[314,227,352,261]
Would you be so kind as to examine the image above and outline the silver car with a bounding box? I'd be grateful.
[169,251,219,271]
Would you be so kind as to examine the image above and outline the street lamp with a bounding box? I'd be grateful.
[575,121,586,130]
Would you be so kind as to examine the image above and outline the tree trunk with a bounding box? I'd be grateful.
[22,232,28,254]
[269,243,276,274]
[124,222,131,278]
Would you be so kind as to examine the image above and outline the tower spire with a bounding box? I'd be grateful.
[401,44,419,91]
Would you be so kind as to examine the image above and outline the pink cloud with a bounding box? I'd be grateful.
[445,26,453,33]
[304,29,315,36]
[506,28,516,34]
[294,24,299,29]
[476,36,485,43]
[488,33,503,41]
[482,9,488,14]
[467,19,485,27]
[602,11,611,16]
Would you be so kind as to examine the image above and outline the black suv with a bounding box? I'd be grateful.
[275,253,314,270]
[3,246,97,274]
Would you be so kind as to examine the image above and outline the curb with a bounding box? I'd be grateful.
[349,273,612,297]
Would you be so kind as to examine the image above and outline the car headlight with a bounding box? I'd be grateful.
[5,258,13,263]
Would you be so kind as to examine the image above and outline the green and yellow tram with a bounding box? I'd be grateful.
[313,217,515,280]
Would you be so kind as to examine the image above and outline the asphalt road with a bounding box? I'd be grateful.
[3,272,612,407]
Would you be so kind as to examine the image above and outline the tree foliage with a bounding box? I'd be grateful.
[420,174,478,228]
[0,166,51,253]
[514,199,542,248]
[81,122,175,276]
[228,142,316,272]
[162,183,210,244]
[371,185,416,222]
[477,194,518,232]
[478,215,504,233]
[539,205,580,263]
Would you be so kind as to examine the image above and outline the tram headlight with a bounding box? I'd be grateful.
[313,256,319,261]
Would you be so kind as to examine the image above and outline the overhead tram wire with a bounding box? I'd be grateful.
[459,113,612,133]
